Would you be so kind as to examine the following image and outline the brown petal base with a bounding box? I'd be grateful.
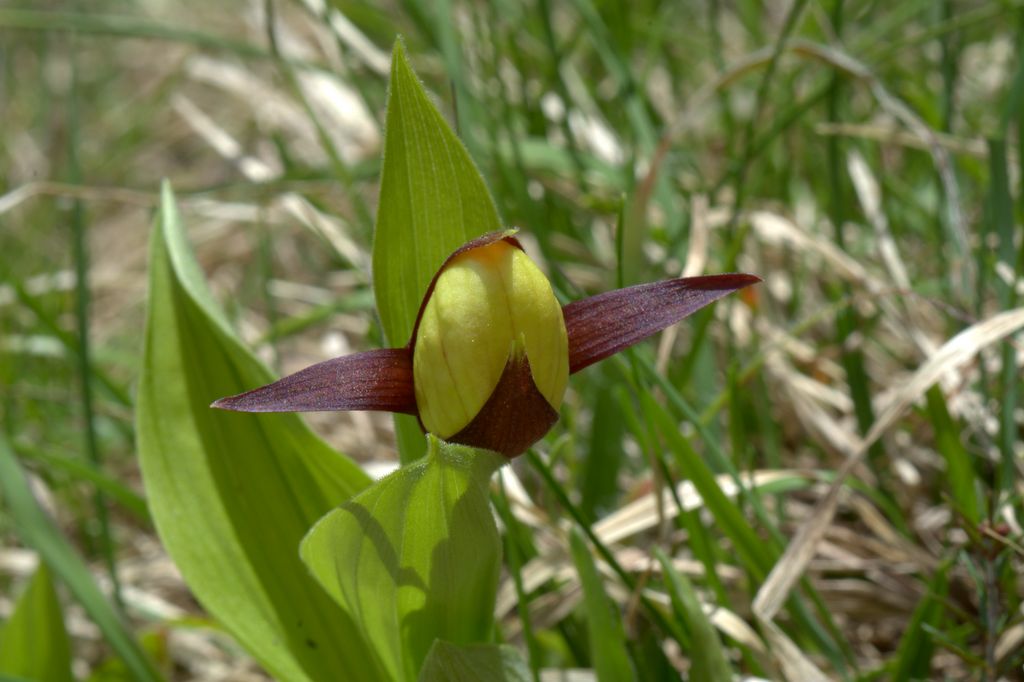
[448,349,559,457]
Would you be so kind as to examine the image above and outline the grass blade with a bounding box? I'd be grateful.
[13,444,150,524]
[654,548,733,682]
[643,392,773,579]
[890,559,951,680]
[568,527,637,682]
[68,44,121,607]
[924,387,979,524]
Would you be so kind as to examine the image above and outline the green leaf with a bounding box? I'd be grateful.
[0,437,161,682]
[417,641,531,682]
[568,527,637,682]
[137,182,384,682]
[371,39,501,346]
[371,39,501,463]
[654,548,733,682]
[0,564,74,682]
[301,436,504,682]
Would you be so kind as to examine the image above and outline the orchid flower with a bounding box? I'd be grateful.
[213,230,759,456]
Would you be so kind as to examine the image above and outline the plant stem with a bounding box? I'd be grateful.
[68,39,121,608]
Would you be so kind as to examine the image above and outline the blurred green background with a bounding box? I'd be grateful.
[1,1,1023,679]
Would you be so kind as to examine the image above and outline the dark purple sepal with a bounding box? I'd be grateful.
[448,348,559,457]
[563,273,761,374]
[210,347,418,415]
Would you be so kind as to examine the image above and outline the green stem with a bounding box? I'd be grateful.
[68,38,121,609]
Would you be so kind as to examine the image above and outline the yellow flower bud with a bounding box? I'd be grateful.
[412,236,569,447]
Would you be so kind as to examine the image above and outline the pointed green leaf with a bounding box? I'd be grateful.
[0,437,161,682]
[569,527,637,682]
[0,564,74,682]
[654,548,733,682]
[371,40,501,463]
[301,436,504,682]
[417,641,531,682]
[137,183,385,682]
[372,39,501,347]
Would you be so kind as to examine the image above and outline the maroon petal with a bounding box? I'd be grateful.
[563,273,761,374]
[448,347,559,457]
[211,348,417,414]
